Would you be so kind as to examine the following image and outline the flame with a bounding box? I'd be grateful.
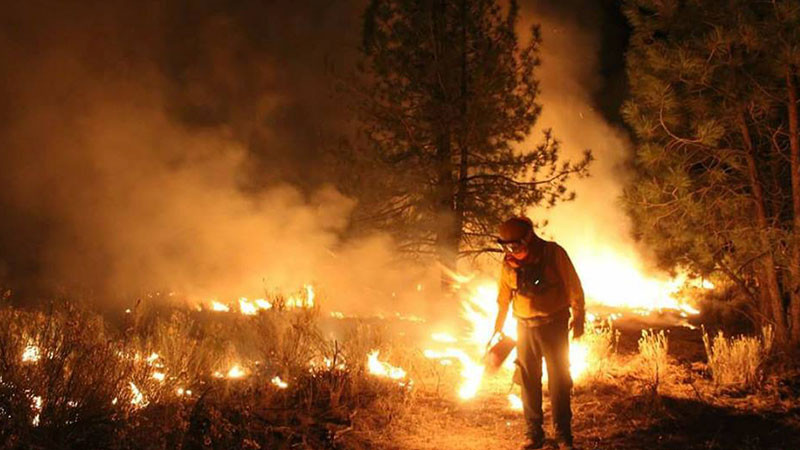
[271,376,288,389]
[461,282,593,382]
[130,381,146,407]
[286,284,315,309]
[201,285,316,314]
[431,332,458,343]
[226,365,246,379]
[176,387,192,396]
[255,298,272,310]
[424,276,643,404]
[305,284,315,306]
[423,284,497,400]
[317,356,346,370]
[22,342,40,363]
[366,350,407,380]
[508,393,523,411]
[565,340,589,380]
[423,348,484,399]
[239,298,257,315]
[31,395,42,426]
[570,248,701,314]
[211,301,230,312]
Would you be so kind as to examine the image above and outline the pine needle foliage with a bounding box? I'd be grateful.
[622,0,800,345]
[346,0,591,266]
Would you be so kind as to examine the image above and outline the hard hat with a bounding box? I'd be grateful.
[498,216,534,243]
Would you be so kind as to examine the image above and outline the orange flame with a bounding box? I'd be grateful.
[271,376,289,389]
[22,342,40,363]
[367,350,407,380]
[226,364,246,379]
[210,301,229,312]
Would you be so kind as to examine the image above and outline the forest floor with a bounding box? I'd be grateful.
[368,323,800,450]
[4,300,800,449]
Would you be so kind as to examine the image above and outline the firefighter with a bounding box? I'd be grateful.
[492,216,585,450]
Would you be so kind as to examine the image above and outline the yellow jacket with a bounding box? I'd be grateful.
[497,241,585,321]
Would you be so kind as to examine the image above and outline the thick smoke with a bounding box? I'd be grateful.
[0,0,440,314]
[0,0,657,316]
[516,1,671,306]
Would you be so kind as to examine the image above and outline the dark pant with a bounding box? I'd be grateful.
[516,312,572,443]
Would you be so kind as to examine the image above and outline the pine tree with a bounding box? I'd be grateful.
[622,0,800,346]
[349,0,591,278]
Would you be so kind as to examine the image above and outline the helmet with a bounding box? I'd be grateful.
[498,216,534,243]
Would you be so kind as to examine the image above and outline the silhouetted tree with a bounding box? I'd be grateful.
[348,0,591,279]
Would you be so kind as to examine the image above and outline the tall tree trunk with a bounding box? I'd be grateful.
[786,66,800,345]
[739,113,789,343]
[454,0,469,271]
[430,0,458,290]
[435,128,458,286]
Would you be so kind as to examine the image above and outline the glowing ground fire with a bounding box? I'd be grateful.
[206,285,315,314]
[422,264,702,409]
[16,267,701,426]
[367,350,407,381]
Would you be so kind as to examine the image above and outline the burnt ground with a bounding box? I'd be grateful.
[366,322,800,450]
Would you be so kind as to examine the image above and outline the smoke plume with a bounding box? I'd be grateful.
[516,1,673,306]
[0,0,441,314]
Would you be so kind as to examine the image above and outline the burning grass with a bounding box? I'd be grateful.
[2,281,797,449]
[0,298,410,449]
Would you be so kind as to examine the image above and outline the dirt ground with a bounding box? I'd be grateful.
[368,323,800,450]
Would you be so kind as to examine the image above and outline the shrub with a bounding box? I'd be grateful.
[702,326,773,388]
[0,302,138,448]
[0,297,408,449]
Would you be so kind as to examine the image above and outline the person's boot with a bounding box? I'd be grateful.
[554,431,573,450]
[520,429,546,450]
[554,420,573,450]
[520,436,545,450]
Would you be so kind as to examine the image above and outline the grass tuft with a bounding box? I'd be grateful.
[702,325,773,388]
[637,329,669,393]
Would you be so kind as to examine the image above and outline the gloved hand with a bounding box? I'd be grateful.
[570,313,585,339]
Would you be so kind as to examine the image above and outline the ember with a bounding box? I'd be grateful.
[21,342,40,363]
[129,382,146,407]
[271,376,288,389]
